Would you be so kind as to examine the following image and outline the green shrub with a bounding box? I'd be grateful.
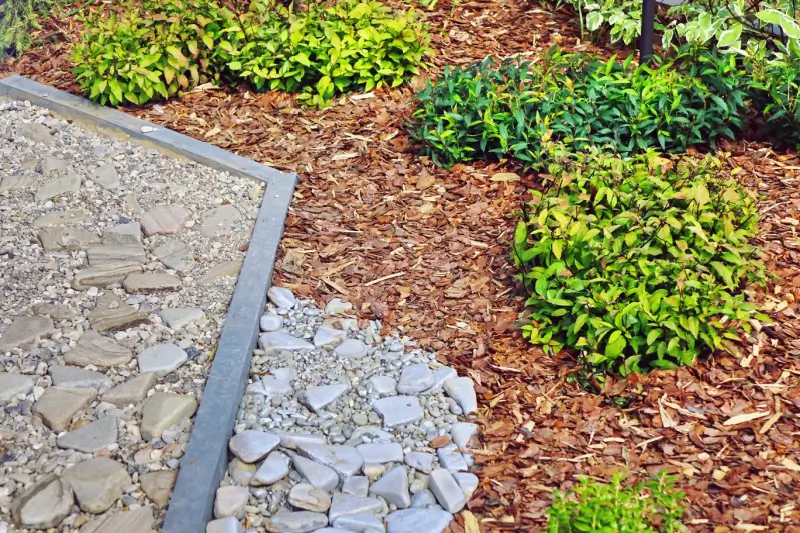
[0,0,63,57]
[745,43,800,147]
[512,145,766,375]
[547,472,686,533]
[410,47,748,168]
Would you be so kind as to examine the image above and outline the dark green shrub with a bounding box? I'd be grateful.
[547,472,686,533]
[512,144,766,375]
[0,0,63,57]
[749,44,800,147]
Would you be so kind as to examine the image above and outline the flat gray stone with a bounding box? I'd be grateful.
[138,343,188,376]
[213,486,249,519]
[357,442,403,465]
[102,373,156,407]
[443,377,477,415]
[206,517,243,533]
[313,326,347,348]
[159,307,205,329]
[229,430,280,463]
[369,375,397,397]
[299,383,349,413]
[140,206,191,237]
[35,174,80,201]
[124,272,182,293]
[252,451,289,486]
[342,476,369,497]
[288,483,331,512]
[372,396,423,428]
[247,375,292,397]
[65,330,132,367]
[333,339,368,359]
[74,262,143,290]
[17,122,54,145]
[271,431,325,451]
[424,367,458,394]
[453,472,479,500]
[140,470,177,508]
[291,455,339,492]
[328,493,383,523]
[229,458,257,486]
[125,192,143,214]
[385,509,453,533]
[88,293,149,332]
[428,468,466,513]
[80,506,155,533]
[154,239,191,270]
[451,422,478,449]
[140,392,198,440]
[32,387,97,431]
[264,511,328,533]
[267,286,295,308]
[11,474,73,530]
[90,164,120,189]
[198,260,242,284]
[62,457,131,513]
[259,331,314,352]
[0,173,36,193]
[332,512,384,532]
[0,372,35,403]
[49,365,111,390]
[57,416,118,452]
[396,364,435,395]
[324,298,353,315]
[38,226,101,252]
[0,315,54,351]
[37,156,69,175]
[370,466,410,509]
[102,222,142,246]
[33,209,90,227]
[410,490,438,508]
[436,444,468,473]
[87,245,146,266]
[404,452,435,474]
[314,529,351,533]
[347,426,394,446]
[296,443,363,479]
[200,204,241,237]
[32,302,76,320]
[259,315,282,332]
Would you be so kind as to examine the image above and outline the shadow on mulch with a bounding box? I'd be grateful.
[2,2,799,531]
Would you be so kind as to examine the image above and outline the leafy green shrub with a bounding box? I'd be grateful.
[410,47,748,168]
[512,145,766,375]
[71,0,223,106]
[547,472,686,533]
[745,43,800,147]
[0,0,63,57]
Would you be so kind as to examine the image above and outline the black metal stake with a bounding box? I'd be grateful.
[640,0,656,64]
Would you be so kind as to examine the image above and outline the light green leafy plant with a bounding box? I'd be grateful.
[512,145,766,375]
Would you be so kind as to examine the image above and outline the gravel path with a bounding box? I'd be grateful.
[0,99,263,532]
[208,288,480,533]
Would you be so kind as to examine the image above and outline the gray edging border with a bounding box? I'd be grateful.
[0,75,297,533]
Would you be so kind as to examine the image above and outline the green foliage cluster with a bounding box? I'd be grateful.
[410,47,749,168]
[547,472,686,533]
[0,0,63,58]
[512,145,766,375]
[71,0,430,107]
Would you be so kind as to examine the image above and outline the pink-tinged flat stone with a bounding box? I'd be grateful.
[139,206,191,237]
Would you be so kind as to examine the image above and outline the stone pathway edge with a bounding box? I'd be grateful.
[0,75,298,533]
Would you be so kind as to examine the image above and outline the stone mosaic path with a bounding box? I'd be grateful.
[0,99,263,531]
[209,288,480,533]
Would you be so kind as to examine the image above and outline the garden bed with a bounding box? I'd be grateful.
[2,0,800,531]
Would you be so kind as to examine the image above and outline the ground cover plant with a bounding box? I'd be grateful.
[70,0,430,106]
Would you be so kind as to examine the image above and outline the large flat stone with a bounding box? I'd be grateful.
[35,174,81,201]
[312,326,347,348]
[102,373,156,407]
[38,156,68,175]
[141,392,198,440]
[57,416,118,453]
[33,209,90,227]
[154,239,191,270]
[124,272,182,293]
[372,396,423,428]
[32,302,76,320]
[64,330,132,367]
[80,506,155,533]
[0,173,37,193]
[299,383,349,413]
[296,443,363,479]
[49,365,111,390]
[396,363,435,395]
[102,222,142,246]
[0,315,54,351]
[206,517,243,533]
[138,343,188,376]
[62,457,131,513]
[74,262,143,290]
[11,474,74,530]
[258,331,314,352]
[87,293,149,331]
[273,432,326,450]
[264,512,328,533]
[291,455,339,492]
[228,430,280,463]
[0,372,35,403]
[200,204,241,238]
[428,468,466,513]
[198,260,242,285]
[443,377,477,415]
[213,486,249,519]
[87,245,146,266]
[328,493,383,523]
[33,387,97,431]
[332,512,384,532]
[159,307,205,329]
[17,122,55,145]
[332,339,368,359]
[385,509,453,533]
[251,451,289,486]
[370,466,410,509]
[90,164,120,190]
[39,226,101,252]
[140,206,191,236]
[288,483,331,512]
[357,442,404,465]
[140,470,177,508]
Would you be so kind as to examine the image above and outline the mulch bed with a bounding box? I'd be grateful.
[2,2,799,531]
